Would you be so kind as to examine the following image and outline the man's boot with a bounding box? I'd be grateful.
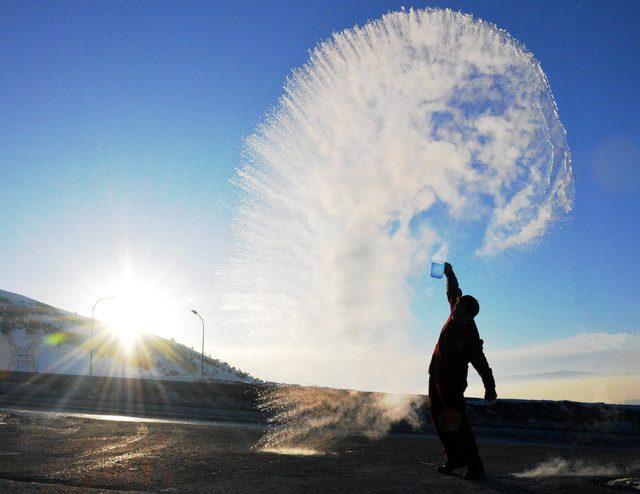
[463,462,486,481]
[436,461,466,474]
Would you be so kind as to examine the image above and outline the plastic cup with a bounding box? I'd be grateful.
[430,260,445,279]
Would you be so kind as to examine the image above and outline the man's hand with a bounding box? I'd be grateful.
[444,262,453,276]
[484,388,497,405]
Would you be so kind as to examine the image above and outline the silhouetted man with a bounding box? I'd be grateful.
[428,262,497,480]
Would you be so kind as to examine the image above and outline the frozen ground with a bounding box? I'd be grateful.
[0,408,638,493]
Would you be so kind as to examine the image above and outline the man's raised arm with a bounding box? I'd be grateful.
[444,262,462,311]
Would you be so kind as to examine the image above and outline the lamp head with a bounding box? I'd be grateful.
[191,309,198,315]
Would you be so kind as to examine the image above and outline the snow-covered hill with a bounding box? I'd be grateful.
[0,289,257,383]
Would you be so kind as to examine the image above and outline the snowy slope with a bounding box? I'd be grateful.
[0,289,257,383]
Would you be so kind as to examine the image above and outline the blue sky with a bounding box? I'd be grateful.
[1,1,639,396]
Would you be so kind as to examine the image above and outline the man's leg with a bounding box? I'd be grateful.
[457,403,486,480]
[429,379,465,468]
[458,412,481,467]
[428,378,445,444]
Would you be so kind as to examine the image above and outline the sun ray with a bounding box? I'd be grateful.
[92,270,181,359]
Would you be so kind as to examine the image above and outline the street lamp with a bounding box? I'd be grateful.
[90,296,116,377]
[191,309,205,380]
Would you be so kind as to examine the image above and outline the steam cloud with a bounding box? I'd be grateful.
[256,385,423,453]
[513,458,640,478]
[220,8,574,445]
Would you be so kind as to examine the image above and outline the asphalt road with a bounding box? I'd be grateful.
[0,408,638,493]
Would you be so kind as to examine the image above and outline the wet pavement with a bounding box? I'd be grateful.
[0,408,638,493]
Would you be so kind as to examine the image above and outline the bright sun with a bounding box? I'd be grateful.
[95,272,178,350]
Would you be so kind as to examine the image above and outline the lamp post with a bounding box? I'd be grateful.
[191,309,205,380]
[90,296,116,377]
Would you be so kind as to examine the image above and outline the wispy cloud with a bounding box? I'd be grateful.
[500,370,596,382]
[224,330,640,401]
[488,332,640,376]
[465,331,640,403]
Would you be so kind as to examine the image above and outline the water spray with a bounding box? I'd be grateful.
[220,7,574,449]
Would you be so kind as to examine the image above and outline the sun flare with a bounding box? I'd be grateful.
[94,271,179,350]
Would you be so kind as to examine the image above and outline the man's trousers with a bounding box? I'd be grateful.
[428,377,481,467]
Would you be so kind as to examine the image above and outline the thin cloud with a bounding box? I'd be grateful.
[488,332,640,376]
[465,331,640,403]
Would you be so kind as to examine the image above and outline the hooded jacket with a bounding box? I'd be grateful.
[428,270,495,392]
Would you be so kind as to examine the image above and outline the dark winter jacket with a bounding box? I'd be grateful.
[428,271,495,392]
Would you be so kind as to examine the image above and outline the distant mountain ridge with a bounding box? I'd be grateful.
[0,289,257,384]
